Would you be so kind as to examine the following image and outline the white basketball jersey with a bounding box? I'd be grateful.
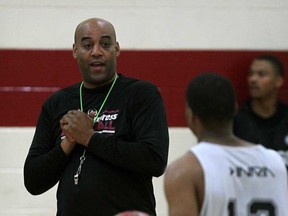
[190,142,288,216]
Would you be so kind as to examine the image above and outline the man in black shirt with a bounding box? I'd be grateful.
[24,17,169,216]
[233,55,288,166]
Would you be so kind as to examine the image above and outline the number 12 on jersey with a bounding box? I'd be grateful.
[228,199,276,216]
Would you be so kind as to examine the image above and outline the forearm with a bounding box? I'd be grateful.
[24,144,69,195]
[87,133,168,177]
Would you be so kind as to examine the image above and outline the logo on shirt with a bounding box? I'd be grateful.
[93,110,119,134]
[59,109,119,140]
[229,166,275,178]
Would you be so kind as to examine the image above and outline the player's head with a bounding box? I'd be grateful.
[185,73,236,131]
[253,55,284,77]
[248,55,284,99]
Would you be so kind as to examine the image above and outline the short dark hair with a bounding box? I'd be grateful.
[254,55,284,77]
[186,73,236,124]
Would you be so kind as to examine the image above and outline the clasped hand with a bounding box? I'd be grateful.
[60,110,95,147]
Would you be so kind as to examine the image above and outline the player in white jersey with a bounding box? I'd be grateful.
[164,73,288,216]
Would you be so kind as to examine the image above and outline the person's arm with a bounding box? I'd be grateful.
[90,84,169,177]
[164,152,202,216]
[24,103,71,195]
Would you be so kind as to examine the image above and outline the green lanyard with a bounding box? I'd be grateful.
[79,74,118,125]
[74,74,118,185]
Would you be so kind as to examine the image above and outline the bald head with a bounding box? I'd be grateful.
[74,18,117,43]
[72,17,120,89]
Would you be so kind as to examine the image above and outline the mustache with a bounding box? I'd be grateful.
[249,84,260,90]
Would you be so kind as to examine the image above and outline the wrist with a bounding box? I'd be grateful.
[82,130,95,147]
[61,138,76,156]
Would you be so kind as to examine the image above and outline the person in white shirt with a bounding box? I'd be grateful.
[164,73,288,216]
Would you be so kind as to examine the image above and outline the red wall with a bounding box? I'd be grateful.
[1,49,287,126]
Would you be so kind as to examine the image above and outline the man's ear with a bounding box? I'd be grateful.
[186,106,200,137]
[72,44,77,59]
[116,42,120,57]
[275,76,284,88]
[185,106,193,125]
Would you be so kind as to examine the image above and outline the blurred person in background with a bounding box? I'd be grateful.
[233,55,288,166]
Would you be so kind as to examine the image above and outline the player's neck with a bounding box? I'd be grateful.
[198,128,236,146]
[251,96,278,118]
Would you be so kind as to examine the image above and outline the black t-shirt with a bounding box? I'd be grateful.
[234,101,288,150]
[24,74,169,216]
[233,100,288,166]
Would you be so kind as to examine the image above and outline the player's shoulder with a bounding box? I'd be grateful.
[165,152,202,184]
[254,145,288,169]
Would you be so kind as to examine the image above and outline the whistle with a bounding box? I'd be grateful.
[74,174,79,185]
